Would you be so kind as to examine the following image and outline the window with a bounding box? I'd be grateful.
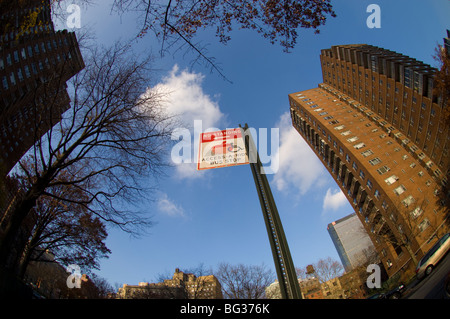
[374,189,380,199]
[367,179,373,190]
[2,76,8,90]
[9,72,16,85]
[418,219,430,232]
[352,161,358,171]
[13,51,19,63]
[410,207,423,219]
[385,175,399,185]
[17,69,23,82]
[359,170,365,180]
[341,130,351,136]
[387,259,393,268]
[354,142,365,149]
[376,166,390,176]
[393,185,406,195]
[347,136,359,143]
[24,65,31,78]
[369,157,382,166]
[361,149,373,157]
[334,125,345,130]
[31,63,37,74]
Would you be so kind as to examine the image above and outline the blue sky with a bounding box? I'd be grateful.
[56,0,449,287]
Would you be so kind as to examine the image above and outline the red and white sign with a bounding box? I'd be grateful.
[197,128,249,170]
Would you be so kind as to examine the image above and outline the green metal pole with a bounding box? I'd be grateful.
[240,124,302,299]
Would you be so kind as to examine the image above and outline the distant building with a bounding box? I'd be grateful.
[266,276,346,299]
[321,277,344,299]
[338,268,370,299]
[0,0,84,175]
[265,280,282,299]
[117,268,223,299]
[299,276,323,299]
[328,213,378,272]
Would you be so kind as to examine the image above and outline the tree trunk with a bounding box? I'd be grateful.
[404,242,419,267]
[0,193,38,272]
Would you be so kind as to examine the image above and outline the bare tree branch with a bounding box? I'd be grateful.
[0,41,175,268]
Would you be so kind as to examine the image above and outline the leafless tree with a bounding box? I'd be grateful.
[313,257,344,283]
[214,262,274,299]
[16,175,111,279]
[371,191,446,269]
[296,257,343,284]
[88,273,115,298]
[0,41,174,271]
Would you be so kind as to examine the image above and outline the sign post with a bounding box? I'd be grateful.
[197,125,301,299]
[239,123,301,299]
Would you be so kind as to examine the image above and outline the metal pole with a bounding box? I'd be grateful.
[239,124,302,299]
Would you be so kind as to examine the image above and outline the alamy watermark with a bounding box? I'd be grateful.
[366,264,381,289]
[366,4,381,29]
[66,264,82,289]
[171,120,280,174]
[66,4,81,29]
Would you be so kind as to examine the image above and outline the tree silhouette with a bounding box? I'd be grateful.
[0,41,174,272]
[112,0,336,80]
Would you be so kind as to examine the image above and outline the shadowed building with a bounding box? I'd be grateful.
[0,0,84,176]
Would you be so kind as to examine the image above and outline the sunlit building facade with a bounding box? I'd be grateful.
[117,268,223,299]
[289,44,449,278]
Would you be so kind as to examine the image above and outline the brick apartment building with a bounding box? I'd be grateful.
[266,276,349,299]
[289,44,449,278]
[0,0,84,176]
[117,268,223,299]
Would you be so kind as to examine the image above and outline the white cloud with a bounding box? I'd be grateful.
[157,193,185,217]
[151,65,224,130]
[322,188,347,212]
[272,112,327,196]
[146,65,226,179]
